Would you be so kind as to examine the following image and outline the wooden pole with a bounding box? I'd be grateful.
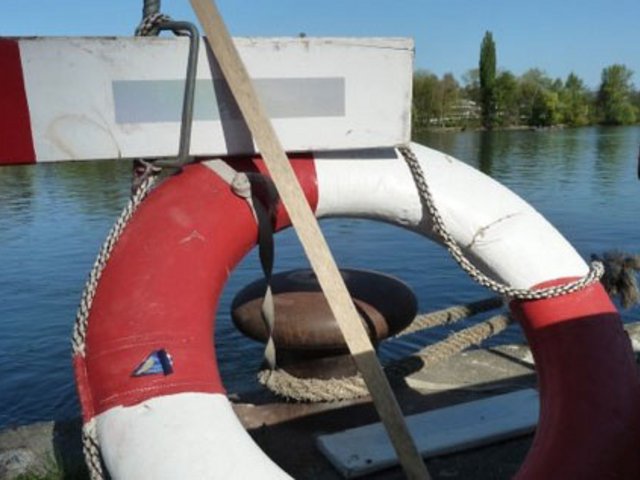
[189,1,431,478]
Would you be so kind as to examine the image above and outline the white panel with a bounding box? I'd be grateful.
[314,143,588,289]
[17,37,413,162]
[317,389,539,478]
[97,393,290,479]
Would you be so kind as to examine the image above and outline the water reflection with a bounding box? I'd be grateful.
[594,127,627,190]
[0,165,36,227]
[47,160,132,217]
[478,131,494,174]
[415,129,460,158]
[0,159,134,429]
[556,129,582,179]
[0,160,131,243]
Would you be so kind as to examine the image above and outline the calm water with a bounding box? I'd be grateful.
[1,126,639,429]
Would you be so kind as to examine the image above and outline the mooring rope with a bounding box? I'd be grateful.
[258,369,368,403]
[385,314,512,380]
[259,296,509,402]
[259,313,512,402]
[395,296,503,337]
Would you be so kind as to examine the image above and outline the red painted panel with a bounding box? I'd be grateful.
[0,40,36,165]
[80,155,317,417]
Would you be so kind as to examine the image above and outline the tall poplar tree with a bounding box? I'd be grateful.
[479,31,497,129]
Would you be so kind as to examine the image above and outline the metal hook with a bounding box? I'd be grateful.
[153,20,200,169]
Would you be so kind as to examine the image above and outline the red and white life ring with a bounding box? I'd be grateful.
[73,143,640,479]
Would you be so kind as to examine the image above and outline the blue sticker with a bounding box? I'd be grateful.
[132,349,174,377]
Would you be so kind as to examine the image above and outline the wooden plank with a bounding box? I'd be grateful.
[2,36,412,164]
[317,389,539,478]
[188,1,429,479]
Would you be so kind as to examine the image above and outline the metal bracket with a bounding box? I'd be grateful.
[152,20,200,169]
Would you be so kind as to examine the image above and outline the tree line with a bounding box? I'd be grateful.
[413,31,640,131]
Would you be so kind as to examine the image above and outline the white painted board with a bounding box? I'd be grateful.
[10,37,413,163]
[316,388,539,478]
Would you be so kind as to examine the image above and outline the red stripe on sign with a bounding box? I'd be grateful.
[0,39,36,165]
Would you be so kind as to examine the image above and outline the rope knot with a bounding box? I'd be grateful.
[592,251,640,308]
[135,12,172,36]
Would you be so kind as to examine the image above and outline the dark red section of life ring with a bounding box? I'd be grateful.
[74,154,317,420]
[512,279,640,479]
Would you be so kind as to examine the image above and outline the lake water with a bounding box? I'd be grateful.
[1,126,639,430]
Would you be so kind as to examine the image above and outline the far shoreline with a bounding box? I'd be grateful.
[413,123,640,135]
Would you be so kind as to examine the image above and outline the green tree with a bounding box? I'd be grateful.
[633,88,640,116]
[550,77,564,93]
[439,73,460,126]
[532,90,562,126]
[462,68,480,104]
[495,70,519,126]
[412,70,442,130]
[479,31,497,129]
[412,72,462,129]
[560,73,590,126]
[597,64,637,125]
[518,69,559,126]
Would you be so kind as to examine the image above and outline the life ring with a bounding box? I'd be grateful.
[73,143,640,479]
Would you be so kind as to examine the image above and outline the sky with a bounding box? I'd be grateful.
[2,0,639,89]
